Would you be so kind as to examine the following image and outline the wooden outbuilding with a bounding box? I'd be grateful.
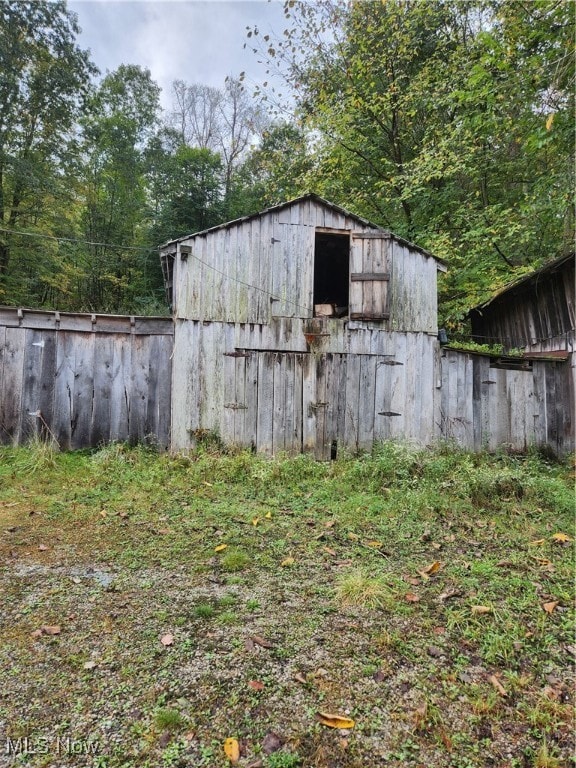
[160,193,447,457]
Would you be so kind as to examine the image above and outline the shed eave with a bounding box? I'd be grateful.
[468,253,574,317]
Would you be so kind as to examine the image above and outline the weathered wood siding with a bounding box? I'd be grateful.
[169,197,441,333]
[439,349,573,455]
[470,255,574,353]
[171,318,439,454]
[0,308,172,449]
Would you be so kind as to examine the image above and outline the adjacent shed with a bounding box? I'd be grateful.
[467,254,574,454]
[160,193,447,457]
[468,254,575,356]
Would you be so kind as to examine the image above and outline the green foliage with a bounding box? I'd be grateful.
[251,0,575,327]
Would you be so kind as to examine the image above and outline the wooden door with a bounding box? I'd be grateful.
[349,233,391,322]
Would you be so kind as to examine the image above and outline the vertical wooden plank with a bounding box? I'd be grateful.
[0,325,5,440]
[109,332,131,444]
[358,354,376,451]
[244,351,259,450]
[314,353,328,460]
[302,353,317,454]
[256,351,274,454]
[1,328,25,444]
[335,353,348,450]
[128,334,149,445]
[40,332,57,439]
[154,335,173,450]
[284,352,298,454]
[419,336,436,445]
[19,329,43,442]
[222,351,237,446]
[53,331,74,449]
[349,238,363,318]
[388,333,407,440]
[292,354,304,455]
[323,353,340,454]
[70,333,95,450]
[373,357,388,444]
[545,363,558,453]
[344,353,361,452]
[272,353,287,454]
[440,350,453,443]
[144,335,162,443]
[91,334,115,446]
[531,361,547,449]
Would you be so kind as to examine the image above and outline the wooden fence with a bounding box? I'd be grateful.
[439,348,573,456]
[0,308,173,449]
[0,308,572,456]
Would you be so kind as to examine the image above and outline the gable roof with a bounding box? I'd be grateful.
[469,254,574,315]
[159,192,446,267]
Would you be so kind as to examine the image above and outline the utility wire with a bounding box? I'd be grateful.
[0,226,157,253]
[2,226,572,344]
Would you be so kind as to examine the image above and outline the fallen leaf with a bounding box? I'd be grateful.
[543,601,559,614]
[293,672,307,685]
[529,539,546,546]
[323,547,337,557]
[433,626,446,635]
[405,592,420,603]
[347,532,359,541]
[40,625,61,635]
[316,712,355,729]
[38,544,49,551]
[488,674,507,697]
[427,645,444,658]
[365,540,383,548]
[99,510,107,518]
[419,561,442,579]
[373,669,387,682]
[83,661,97,670]
[223,737,240,762]
[157,528,171,535]
[252,517,259,526]
[405,576,421,586]
[324,520,335,528]
[551,532,572,543]
[214,544,228,552]
[248,680,264,691]
[471,605,492,616]
[30,629,43,639]
[262,732,282,754]
[251,635,274,649]
[438,589,461,602]
[160,633,174,646]
[281,557,294,567]
[265,512,272,519]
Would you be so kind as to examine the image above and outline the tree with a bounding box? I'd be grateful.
[249,0,575,325]
[78,65,163,312]
[167,76,267,202]
[149,144,226,246]
[0,0,95,301]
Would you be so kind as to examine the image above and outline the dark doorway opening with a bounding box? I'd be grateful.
[313,232,350,317]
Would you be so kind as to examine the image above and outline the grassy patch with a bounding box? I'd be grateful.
[0,443,573,767]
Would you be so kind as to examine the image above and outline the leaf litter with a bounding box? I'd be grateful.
[0,445,573,767]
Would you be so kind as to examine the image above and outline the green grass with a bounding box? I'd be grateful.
[0,443,573,767]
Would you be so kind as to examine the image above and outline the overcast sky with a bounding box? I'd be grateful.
[68,0,287,111]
